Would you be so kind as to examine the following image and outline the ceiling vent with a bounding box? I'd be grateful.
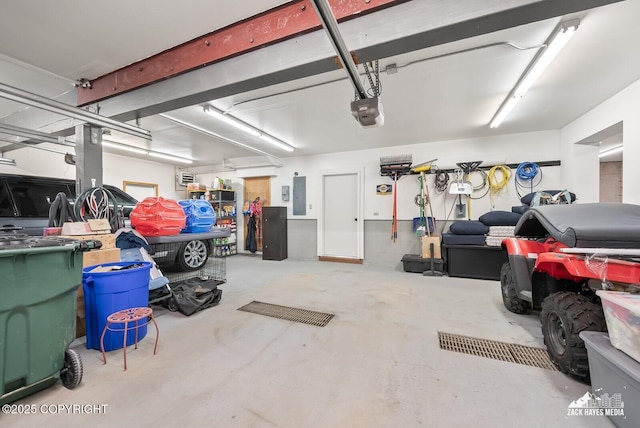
[177,171,196,186]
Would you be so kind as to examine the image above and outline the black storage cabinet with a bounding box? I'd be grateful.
[262,207,287,261]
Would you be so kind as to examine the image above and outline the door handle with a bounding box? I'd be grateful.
[354,218,357,221]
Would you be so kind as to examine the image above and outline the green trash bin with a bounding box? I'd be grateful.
[0,235,85,405]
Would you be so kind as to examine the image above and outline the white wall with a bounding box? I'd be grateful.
[561,79,640,204]
[198,129,564,223]
[0,144,182,199]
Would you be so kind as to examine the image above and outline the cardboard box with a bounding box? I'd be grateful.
[82,247,121,268]
[61,219,111,235]
[187,183,206,191]
[60,233,116,249]
[421,235,442,259]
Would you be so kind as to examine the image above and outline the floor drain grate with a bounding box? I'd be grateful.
[438,332,558,371]
[238,301,334,327]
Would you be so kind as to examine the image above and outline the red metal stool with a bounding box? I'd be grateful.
[100,307,159,371]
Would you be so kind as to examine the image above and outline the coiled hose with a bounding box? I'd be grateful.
[433,167,450,194]
[74,187,123,233]
[469,170,489,200]
[488,165,512,207]
[515,162,542,197]
[48,192,75,227]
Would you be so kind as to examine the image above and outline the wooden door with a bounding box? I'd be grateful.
[243,177,271,252]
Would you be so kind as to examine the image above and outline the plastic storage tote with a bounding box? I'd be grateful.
[401,254,444,273]
[0,235,84,405]
[580,331,639,428]
[179,199,217,233]
[596,290,640,363]
[82,261,152,351]
[130,196,186,236]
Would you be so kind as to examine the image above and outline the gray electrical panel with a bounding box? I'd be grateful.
[293,176,306,215]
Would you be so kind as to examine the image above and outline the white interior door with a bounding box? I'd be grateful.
[322,173,358,258]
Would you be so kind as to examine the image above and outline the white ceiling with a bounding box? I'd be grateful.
[0,0,638,169]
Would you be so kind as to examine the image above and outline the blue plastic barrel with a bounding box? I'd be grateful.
[82,261,151,351]
[179,199,217,233]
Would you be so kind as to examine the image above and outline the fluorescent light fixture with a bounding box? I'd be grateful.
[102,140,148,155]
[489,96,520,130]
[490,19,580,128]
[149,151,193,164]
[599,145,623,158]
[259,134,295,152]
[0,82,151,140]
[0,136,71,156]
[159,113,272,156]
[203,106,260,137]
[102,139,193,164]
[203,104,294,152]
[0,157,16,166]
[0,122,74,146]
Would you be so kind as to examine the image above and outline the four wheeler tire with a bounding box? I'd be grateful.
[60,349,83,389]
[500,262,529,314]
[541,291,606,380]
[177,239,209,271]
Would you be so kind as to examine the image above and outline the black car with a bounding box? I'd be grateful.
[0,174,220,272]
[0,174,138,235]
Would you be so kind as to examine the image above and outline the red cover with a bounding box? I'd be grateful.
[130,197,186,236]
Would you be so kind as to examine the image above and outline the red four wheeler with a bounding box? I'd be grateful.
[501,203,640,379]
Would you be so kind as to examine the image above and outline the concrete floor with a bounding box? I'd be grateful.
[4,255,613,427]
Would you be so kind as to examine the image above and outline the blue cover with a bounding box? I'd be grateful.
[115,228,152,252]
[512,206,529,215]
[449,220,489,235]
[120,248,169,291]
[479,210,522,226]
[442,233,487,245]
[178,200,216,233]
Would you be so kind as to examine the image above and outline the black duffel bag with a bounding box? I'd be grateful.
[164,277,222,316]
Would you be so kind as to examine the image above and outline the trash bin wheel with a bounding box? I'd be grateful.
[60,349,83,389]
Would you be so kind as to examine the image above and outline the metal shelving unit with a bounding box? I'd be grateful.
[185,188,237,256]
[209,189,237,256]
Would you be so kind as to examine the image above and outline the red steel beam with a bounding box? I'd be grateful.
[77,0,409,106]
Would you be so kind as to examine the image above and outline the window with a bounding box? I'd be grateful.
[0,183,14,217]
[10,179,73,217]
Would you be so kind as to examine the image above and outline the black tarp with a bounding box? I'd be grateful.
[164,278,222,316]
